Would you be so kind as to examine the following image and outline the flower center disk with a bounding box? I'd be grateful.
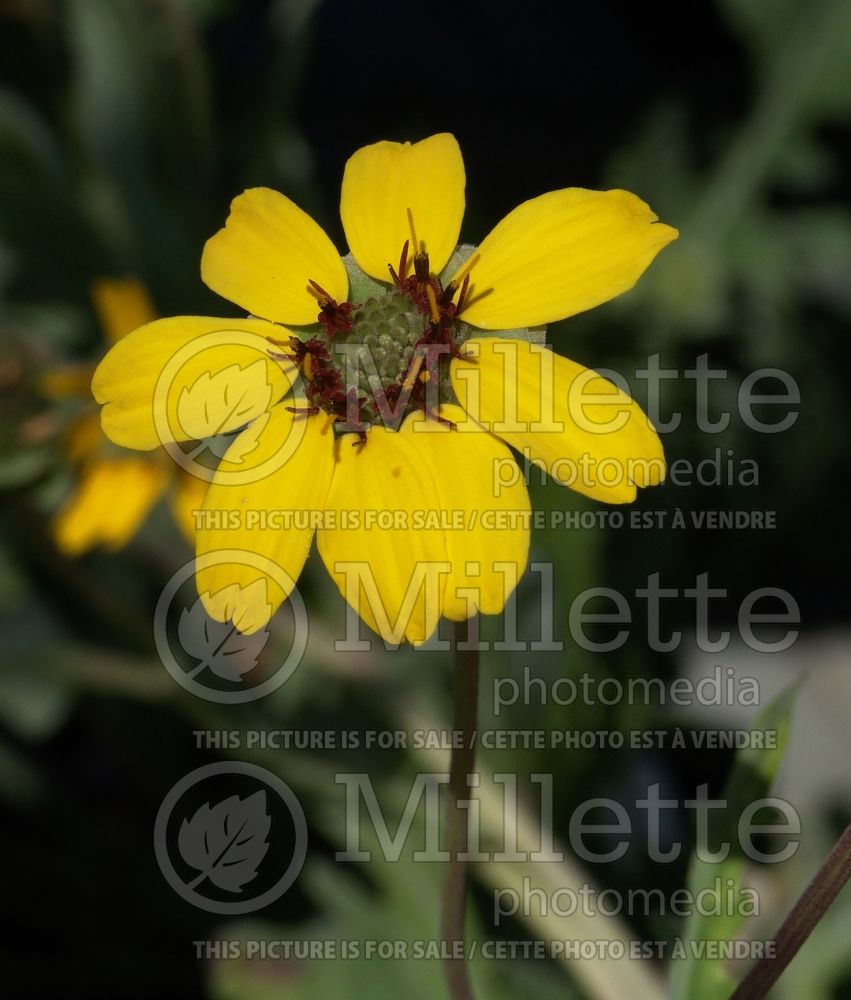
[280,249,477,432]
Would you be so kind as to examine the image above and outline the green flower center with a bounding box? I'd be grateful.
[328,288,470,424]
[283,246,478,432]
[331,290,429,396]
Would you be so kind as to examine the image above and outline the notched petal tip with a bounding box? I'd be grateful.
[453,337,669,505]
[91,316,296,451]
[341,133,466,283]
[459,187,679,329]
[201,186,347,326]
[200,580,275,636]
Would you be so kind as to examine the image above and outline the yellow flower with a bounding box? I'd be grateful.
[49,278,206,556]
[91,134,677,643]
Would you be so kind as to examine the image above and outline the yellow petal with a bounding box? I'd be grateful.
[170,470,208,544]
[199,579,273,636]
[400,405,530,620]
[53,457,168,555]
[92,315,295,450]
[458,188,678,329]
[91,277,157,342]
[196,407,336,635]
[317,427,448,646]
[201,187,348,325]
[452,338,665,504]
[340,133,465,282]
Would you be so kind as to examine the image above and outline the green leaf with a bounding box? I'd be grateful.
[0,88,96,289]
[668,683,799,1000]
[0,661,74,742]
[0,86,68,193]
[207,774,571,1000]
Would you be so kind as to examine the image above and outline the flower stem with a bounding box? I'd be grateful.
[729,819,851,1000]
[441,621,479,1000]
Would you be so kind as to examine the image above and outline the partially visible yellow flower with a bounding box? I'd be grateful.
[48,278,206,556]
[92,134,677,643]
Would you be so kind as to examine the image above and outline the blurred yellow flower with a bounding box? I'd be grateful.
[91,134,677,643]
[48,278,206,556]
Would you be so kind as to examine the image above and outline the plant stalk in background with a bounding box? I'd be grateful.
[441,623,480,1000]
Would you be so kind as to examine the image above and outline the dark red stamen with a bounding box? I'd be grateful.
[292,232,480,439]
[440,280,457,308]
[454,273,471,316]
[399,239,409,283]
[421,405,457,429]
[286,404,321,417]
[306,279,356,337]
[413,250,430,285]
